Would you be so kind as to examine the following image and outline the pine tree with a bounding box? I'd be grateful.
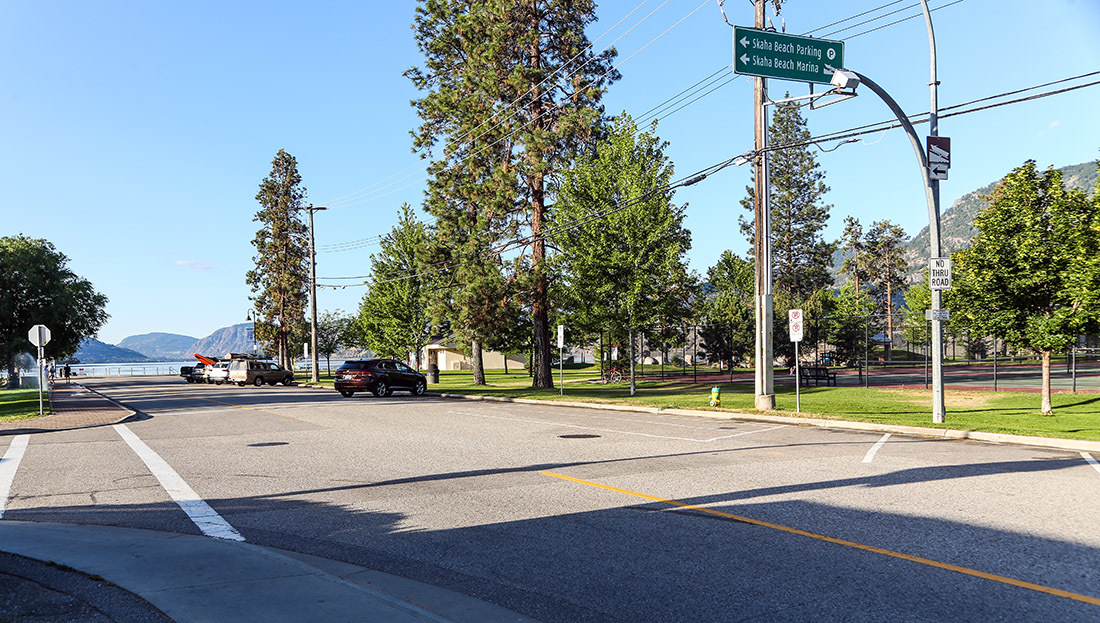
[863,220,908,360]
[839,216,867,291]
[247,149,309,371]
[739,96,835,301]
[406,0,618,388]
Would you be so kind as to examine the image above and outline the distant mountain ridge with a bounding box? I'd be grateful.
[70,339,152,364]
[186,323,256,358]
[118,332,197,360]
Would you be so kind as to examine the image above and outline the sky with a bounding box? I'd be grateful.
[3,0,1098,345]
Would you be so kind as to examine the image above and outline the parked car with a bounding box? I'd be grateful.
[180,366,194,382]
[190,363,208,383]
[229,359,294,387]
[207,361,231,385]
[334,359,426,398]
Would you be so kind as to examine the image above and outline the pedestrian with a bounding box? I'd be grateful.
[63,364,71,382]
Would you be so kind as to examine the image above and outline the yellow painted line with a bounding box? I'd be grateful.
[541,471,1100,607]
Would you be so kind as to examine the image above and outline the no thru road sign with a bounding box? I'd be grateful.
[929,257,952,290]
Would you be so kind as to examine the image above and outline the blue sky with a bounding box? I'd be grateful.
[3,0,1098,345]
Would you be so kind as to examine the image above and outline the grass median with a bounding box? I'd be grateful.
[298,366,1100,441]
[0,388,50,422]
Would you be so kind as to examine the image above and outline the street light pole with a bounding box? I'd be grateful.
[305,205,327,383]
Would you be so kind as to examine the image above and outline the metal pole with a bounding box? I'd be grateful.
[850,70,945,423]
[1072,348,1077,393]
[752,0,775,411]
[795,340,801,413]
[993,336,998,392]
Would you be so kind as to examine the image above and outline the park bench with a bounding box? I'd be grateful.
[800,366,837,387]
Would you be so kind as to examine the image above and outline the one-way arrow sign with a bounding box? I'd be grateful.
[927,136,951,181]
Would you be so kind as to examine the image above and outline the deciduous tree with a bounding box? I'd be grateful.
[0,236,109,388]
[949,160,1100,414]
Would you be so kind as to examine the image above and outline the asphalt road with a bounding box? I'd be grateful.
[4,377,1099,622]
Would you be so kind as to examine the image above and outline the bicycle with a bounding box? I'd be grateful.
[602,365,624,384]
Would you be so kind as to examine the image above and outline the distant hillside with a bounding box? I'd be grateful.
[118,332,197,361]
[70,339,153,364]
[902,160,1096,281]
[188,323,256,358]
[831,160,1097,284]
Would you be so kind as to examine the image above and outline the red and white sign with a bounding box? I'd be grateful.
[788,309,804,342]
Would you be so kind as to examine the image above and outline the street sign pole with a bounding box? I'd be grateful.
[28,324,51,417]
[789,310,804,413]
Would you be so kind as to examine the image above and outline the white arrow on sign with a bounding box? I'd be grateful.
[740,53,751,65]
[740,36,750,47]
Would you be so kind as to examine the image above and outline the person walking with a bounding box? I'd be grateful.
[63,364,71,382]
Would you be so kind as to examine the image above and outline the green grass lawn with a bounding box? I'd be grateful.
[0,389,49,422]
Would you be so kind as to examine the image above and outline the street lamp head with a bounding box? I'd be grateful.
[830,69,860,92]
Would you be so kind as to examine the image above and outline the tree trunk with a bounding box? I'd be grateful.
[885,265,893,362]
[472,339,485,386]
[629,326,637,396]
[6,359,17,390]
[1040,349,1053,414]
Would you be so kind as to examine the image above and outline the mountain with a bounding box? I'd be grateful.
[70,339,153,364]
[118,332,197,361]
[188,323,256,358]
[901,160,1097,281]
[830,160,1097,285]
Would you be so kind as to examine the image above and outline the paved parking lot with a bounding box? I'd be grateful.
[3,377,1099,621]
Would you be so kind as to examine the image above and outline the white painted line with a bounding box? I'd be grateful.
[862,433,892,464]
[0,436,29,518]
[450,409,786,443]
[113,424,244,541]
[1083,452,1100,476]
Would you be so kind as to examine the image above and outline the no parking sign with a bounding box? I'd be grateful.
[788,309,804,343]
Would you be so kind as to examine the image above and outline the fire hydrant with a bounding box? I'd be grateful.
[709,386,721,407]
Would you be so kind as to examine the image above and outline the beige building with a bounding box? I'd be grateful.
[422,340,525,371]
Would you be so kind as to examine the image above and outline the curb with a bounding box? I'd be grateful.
[433,392,1100,454]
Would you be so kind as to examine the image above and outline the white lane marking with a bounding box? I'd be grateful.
[0,436,30,518]
[1083,452,1100,476]
[450,409,786,443]
[862,433,892,464]
[113,424,244,541]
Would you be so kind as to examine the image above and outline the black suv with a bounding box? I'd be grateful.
[334,359,427,398]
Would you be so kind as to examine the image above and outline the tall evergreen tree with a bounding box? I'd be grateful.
[247,149,309,371]
[0,236,109,388]
[553,115,696,394]
[863,220,908,359]
[354,204,433,367]
[406,0,618,389]
[839,216,867,291]
[949,161,1100,414]
[699,250,755,369]
[739,96,836,301]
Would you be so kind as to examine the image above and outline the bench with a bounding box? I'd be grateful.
[799,366,837,387]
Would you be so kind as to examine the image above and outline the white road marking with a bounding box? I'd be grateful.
[113,424,244,541]
[861,433,892,464]
[0,436,29,518]
[1083,452,1100,476]
[450,409,786,442]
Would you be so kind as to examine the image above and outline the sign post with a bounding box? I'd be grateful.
[733,27,844,84]
[788,310,804,413]
[28,325,51,416]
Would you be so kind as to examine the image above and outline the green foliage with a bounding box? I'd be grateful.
[901,269,932,348]
[355,204,434,366]
[823,283,875,365]
[406,0,618,388]
[0,235,108,387]
[699,251,755,367]
[740,95,836,300]
[949,160,1100,412]
[315,309,351,373]
[246,149,310,370]
[553,115,697,340]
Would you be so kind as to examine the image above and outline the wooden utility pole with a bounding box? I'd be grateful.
[753,0,775,410]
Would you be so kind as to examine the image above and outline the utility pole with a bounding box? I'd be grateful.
[753,0,775,410]
[919,0,946,423]
[305,205,327,383]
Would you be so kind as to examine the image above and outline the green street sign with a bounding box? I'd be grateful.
[733,27,844,85]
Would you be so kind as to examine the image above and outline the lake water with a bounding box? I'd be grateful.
[52,359,351,378]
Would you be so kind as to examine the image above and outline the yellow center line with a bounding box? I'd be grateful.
[541,470,1100,607]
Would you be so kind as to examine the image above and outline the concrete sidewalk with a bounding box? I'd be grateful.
[0,383,533,622]
[0,521,532,623]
